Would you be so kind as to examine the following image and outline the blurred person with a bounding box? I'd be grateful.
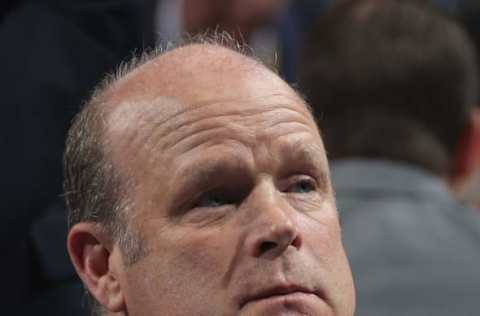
[278,0,333,82]
[0,0,154,314]
[154,0,290,71]
[299,0,480,315]
[154,0,288,43]
[64,35,356,316]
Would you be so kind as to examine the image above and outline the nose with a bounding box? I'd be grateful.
[252,221,301,258]
[245,186,302,258]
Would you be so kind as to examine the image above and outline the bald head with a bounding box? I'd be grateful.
[104,43,298,114]
[65,37,355,316]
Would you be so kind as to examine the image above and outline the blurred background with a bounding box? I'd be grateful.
[1,0,479,315]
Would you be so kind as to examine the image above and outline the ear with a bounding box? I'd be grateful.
[451,109,480,188]
[67,223,126,313]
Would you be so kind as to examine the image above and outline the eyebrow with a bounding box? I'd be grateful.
[168,156,252,210]
[180,159,244,187]
[277,137,323,164]
[178,141,328,185]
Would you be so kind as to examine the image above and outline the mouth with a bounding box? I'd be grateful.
[240,284,321,310]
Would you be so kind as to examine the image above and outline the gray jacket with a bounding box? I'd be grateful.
[332,159,480,316]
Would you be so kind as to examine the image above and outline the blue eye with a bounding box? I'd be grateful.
[290,179,316,194]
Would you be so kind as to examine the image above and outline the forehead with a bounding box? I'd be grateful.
[103,47,324,181]
[104,44,279,109]
[107,92,319,158]
[105,97,325,199]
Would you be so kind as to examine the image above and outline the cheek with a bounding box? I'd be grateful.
[299,208,355,316]
[299,203,343,254]
[167,228,231,278]
[122,226,235,315]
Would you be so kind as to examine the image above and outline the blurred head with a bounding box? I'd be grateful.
[65,35,355,316]
[299,0,479,177]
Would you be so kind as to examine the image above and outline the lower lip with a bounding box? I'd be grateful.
[242,292,327,315]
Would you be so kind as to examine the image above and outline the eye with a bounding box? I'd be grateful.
[288,177,317,194]
[196,193,232,208]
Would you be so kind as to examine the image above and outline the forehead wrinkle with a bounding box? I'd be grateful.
[261,121,316,140]
[156,94,312,140]
[277,133,329,174]
[106,96,311,175]
[158,100,313,151]
[113,97,293,159]
[165,125,256,160]
[162,109,307,154]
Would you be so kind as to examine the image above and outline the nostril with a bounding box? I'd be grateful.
[259,241,277,254]
[291,235,302,249]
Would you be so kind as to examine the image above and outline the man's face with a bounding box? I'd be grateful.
[107,64,355,316]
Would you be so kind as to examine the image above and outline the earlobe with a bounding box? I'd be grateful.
[67,223,126,313]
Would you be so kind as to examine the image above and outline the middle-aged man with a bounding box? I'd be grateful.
[299,1,480,315]
[64,36,355,316]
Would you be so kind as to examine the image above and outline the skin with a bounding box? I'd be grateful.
[68,44,355,316]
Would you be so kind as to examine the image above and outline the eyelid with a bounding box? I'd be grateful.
[193,186,244,209]
[196,192,229,208]
[171,187,216,216]
[281,174,318,192]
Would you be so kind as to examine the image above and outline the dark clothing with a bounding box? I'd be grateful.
[0,0,153,313]
[333,159,480,316]
[279,0,331,83]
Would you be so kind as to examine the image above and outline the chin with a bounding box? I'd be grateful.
[238,292,333,316]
